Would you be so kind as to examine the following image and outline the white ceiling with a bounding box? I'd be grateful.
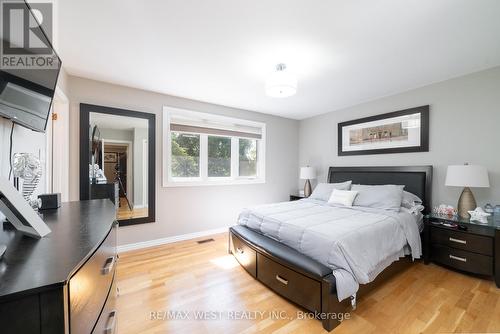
[58,0,500,120]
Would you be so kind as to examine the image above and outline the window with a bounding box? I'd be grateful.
[171,132,200,178]
[163,107,266,186]
[208,136,231,177]
[239,138,257,177]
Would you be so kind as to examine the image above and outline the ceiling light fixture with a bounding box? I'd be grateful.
[265,63,297,98]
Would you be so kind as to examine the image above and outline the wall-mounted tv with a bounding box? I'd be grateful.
[0,0,62,132]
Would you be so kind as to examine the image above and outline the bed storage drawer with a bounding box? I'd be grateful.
[230,231,257,277]
[257,253,321,312]
[70,225,117,334]
[431,244,493,276]
[431,227,493,256]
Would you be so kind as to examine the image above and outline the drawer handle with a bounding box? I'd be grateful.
[236,247,244,255]
[275,275,288,285]
[449,237,466,245]
[102,256,116,275]
[105,310,117,334]
[449,254,467,262]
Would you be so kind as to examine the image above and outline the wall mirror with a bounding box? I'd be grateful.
[80,104,155,226]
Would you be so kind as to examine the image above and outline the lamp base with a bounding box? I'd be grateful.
[304,179,312,197]
[457,187,477,218]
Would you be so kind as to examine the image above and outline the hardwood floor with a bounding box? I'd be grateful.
[116,197,148,220]
[116,233,500,334]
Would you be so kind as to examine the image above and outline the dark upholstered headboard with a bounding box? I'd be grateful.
[327,166,433,213]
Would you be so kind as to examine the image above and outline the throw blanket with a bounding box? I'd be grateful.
[237,198,422,301]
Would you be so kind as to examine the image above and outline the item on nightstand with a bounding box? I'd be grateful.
[445,164,490,218]
[468,207,491,224]
[484,203,494,214]
[432,204,457,217]
[494,205,500,216]
[300,166,316,197]
[38,193,61,210]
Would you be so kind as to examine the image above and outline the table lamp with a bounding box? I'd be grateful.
[445,164,490,218]
[300,166,316,197]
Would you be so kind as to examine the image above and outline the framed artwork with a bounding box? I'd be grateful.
[104,152,117,163]
[338,106,429,156]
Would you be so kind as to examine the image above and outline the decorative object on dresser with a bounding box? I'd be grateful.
[12,153,42,209]
[300,166,316,197]
[338,105,429,156]
[0,177,51,238]
[0,200,118,334]
[445,164,490,218]
[468,207,491,224]
[290,193,307,201]
[38,193,62,210]
[423,213,499,288]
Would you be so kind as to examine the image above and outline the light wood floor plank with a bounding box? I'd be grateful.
[115,233,500,333]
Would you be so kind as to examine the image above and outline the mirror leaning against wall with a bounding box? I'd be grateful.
[79,104,155,226]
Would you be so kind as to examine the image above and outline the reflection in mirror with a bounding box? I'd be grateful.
[89,113,149,220]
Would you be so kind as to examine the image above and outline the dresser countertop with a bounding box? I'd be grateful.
[0,199,116,300]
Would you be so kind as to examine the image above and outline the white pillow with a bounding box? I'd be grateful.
[328,189,359,207]
[309,181,352,202]
[402,191,423,209]
[351,184,405,212]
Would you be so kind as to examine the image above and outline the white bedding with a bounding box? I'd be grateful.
[237,198,422,301]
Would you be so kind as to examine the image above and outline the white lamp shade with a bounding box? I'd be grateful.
[300,166,316,180]
[445,165,490,188]
[265,66,297,98]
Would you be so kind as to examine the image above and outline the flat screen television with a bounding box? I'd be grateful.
[0,0,62,132]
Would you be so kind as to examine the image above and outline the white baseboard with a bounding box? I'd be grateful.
[117,226,229,253]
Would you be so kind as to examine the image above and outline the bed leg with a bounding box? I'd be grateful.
[321,276,350,332]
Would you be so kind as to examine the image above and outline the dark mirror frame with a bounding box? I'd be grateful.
[79,103,156,227]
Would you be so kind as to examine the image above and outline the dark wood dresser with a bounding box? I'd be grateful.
[423,213,500,287]
[0,200,118,334]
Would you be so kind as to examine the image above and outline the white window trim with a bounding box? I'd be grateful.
[162,106,266,187]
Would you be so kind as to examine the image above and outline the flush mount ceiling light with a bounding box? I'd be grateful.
[265,63,297,98]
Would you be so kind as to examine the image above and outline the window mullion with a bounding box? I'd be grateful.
[200,134,208,180]
[231,137,238,179]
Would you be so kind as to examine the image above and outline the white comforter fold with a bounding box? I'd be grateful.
[237,199,422,301]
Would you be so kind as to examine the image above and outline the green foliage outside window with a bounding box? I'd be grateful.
[239,138,257,177]
[171,132,200,177]
[171,132,258,179]
[208,136,231,177]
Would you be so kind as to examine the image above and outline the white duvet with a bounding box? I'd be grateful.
[237,198,422,301]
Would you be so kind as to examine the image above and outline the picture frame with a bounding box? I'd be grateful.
[338,105,429,156]
[103,152,117,163]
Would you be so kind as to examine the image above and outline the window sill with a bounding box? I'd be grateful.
[163,178,265,187]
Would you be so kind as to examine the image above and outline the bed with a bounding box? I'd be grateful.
[229,166,433,331]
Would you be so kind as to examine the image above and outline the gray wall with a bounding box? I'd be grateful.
[99,128,134,142]
[67,75,299,246]
[299,66,500,209]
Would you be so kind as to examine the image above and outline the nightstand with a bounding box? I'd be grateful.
[290,194,307,201]
[423,213,500,287]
